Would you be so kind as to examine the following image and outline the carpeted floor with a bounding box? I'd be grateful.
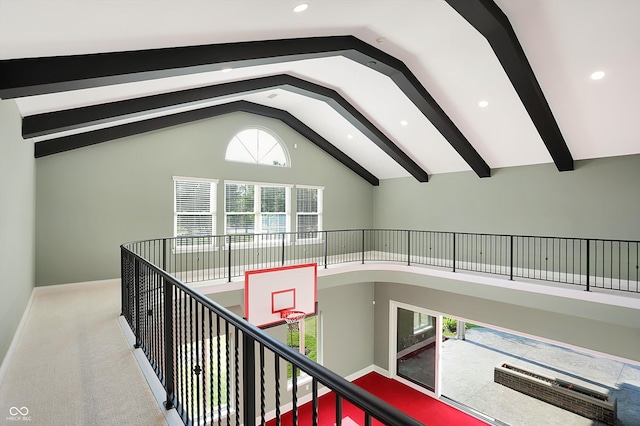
[267,372,487,426]
[0,280,167,426]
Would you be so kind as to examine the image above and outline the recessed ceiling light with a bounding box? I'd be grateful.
[347,134,354,139]
[400,120,408,126]
[293,3,308,12]
[478,100,489,108]
[590,71,605,80]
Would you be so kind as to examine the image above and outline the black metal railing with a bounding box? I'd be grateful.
[121,229,639,425]
[127,230,640,293]
[121,244,424,426]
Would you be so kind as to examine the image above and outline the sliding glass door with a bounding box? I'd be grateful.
[393,305,439,393]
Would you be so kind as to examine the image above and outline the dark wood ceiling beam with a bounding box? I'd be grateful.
[445,0,574,172]
[343,50,490,177]
[25,74,429,182]
[285,77,430,182]
[2,35,487,177]
[33,100,379,186]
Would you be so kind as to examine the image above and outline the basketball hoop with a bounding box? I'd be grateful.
[281,309,306,325]
[281,310,306,350]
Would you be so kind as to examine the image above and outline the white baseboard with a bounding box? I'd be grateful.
[0,288,35,385]
[371,365,391,378]
[34,278,120,294]
[260,364,382,425]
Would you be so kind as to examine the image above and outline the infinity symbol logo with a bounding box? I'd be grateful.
[9,407,29,416]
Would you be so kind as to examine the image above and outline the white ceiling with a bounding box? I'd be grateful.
[1,0,639,181]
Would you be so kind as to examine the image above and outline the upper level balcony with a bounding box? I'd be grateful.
[117,229,639,425]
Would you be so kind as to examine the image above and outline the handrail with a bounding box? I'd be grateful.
[126,229,640,294]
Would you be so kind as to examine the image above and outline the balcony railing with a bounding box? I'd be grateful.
[121,235,426,426]
[121,230,638,425]
[127,230,640,293]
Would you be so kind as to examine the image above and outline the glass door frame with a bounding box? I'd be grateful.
[388,300,443,398]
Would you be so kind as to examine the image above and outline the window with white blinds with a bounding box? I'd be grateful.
[296,186,323,239]
[174,177,217,247]
[225,181,290,241]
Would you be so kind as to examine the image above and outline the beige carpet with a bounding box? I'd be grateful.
[0,280,168,426]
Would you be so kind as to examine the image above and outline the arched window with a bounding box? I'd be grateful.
[225,128,289,167]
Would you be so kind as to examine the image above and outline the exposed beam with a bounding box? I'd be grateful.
[286,78,430,182]
[2,35,488,177]
[25,75,429,182]
[33,100,380,186]
[445,0,574,172]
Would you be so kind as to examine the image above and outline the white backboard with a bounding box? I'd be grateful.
[244,263,317,328]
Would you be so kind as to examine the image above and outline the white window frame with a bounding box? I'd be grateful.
[224,126,290,167]
[287,313,321,390]
[413,312,434,335]
[173,176,218,252]
[224,180,292,245]
[295,185,324,242]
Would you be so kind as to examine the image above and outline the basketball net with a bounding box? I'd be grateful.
[281,310,306,348]
[281,309,306,327]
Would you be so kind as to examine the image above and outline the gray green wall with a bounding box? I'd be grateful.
[29,106,640,372]
[308,267,640,365]
[0,100,35,364]
[373,156,640,240]
[372,274,640,366]
[35,112,374,286]
[369,155,640,366]
[320,282,375,376]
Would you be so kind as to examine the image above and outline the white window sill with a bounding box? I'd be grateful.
[287,373,313,391]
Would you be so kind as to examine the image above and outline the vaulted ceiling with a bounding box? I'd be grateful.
[1,0,638,185]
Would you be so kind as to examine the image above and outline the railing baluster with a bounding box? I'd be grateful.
[282,233,286,266]
[195,302,201,423]
[292,365,298,425]
[227,235,232,283]
[323,231,328,269]
[586,239,591,292]
[225,321,230,426]
[312,378,318,426]
[260,344,266,425]
[275,354,281,426]
[234,330,240,426]
[364,413,372,426]
[407,230,411,266]
[217,316,221,426]
[209,310,213,425]
[134,258,141,348]
[177,288,183,420]
[510,235,514,280]
[452,232,456,272]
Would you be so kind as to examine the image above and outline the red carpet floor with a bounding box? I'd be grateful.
[266,372,486,426]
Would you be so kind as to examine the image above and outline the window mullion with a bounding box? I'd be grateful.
[255,185,262,234]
